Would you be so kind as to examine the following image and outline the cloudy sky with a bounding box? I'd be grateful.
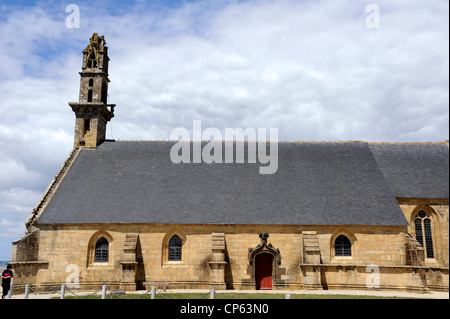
[0,0,448,260]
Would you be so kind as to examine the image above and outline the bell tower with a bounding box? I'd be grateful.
[69,33,115,148]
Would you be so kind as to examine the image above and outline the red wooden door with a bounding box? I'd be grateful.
[255,254,273,290]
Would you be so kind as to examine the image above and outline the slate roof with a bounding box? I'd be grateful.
[34,140,441,226]
[369,143,449,199]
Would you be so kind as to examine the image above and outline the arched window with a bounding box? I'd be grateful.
[414,210,434,258]
[335,235,351,256]
[88,78,94,86]
[94,237,109,262]
[168,235,182,261]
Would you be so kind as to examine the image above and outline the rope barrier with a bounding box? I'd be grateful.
[19,284,295,300]
[215,291,226,299]
[106,287,152,299]
[198,291,211,299]
[154,288,172,299]
[28,285,61,295]
[66,286,101,297]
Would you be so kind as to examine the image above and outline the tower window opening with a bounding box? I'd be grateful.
[84,119,90,135]
[89,79,94,86]
[101,92,107,103]
[88,90,93,102]
[87,51,97,68]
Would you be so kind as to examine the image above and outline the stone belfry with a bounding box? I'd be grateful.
[69,33,115,148]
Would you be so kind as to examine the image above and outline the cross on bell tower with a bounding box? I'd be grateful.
[69,33,115,148]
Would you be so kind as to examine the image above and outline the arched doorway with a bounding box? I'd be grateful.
[255,253,273,290]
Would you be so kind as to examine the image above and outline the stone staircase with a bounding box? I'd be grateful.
[402,232,425,266]
[302,231,321,264]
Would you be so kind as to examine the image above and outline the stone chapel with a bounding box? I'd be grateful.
[10,33,449,292]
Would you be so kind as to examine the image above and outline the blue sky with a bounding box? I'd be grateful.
[0,0,448,260]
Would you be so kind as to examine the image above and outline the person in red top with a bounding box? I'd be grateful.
[1,264,13,299]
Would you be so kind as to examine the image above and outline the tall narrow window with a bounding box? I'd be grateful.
[95,237,109,262]
[84,119,90,135]
[168,235,182,261]
[415,219,423,246]
[423,219,434,258]
[414,210,434,259]
[335,235,351,256]
[88,78,94,86]
[87,90,93,102]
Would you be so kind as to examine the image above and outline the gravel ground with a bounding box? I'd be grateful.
[4,288,449,299]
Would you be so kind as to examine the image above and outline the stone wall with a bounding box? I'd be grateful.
[10,220,449,292]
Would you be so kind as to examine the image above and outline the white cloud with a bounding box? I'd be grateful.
[0,188,41,238]
[97,0,448,142]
